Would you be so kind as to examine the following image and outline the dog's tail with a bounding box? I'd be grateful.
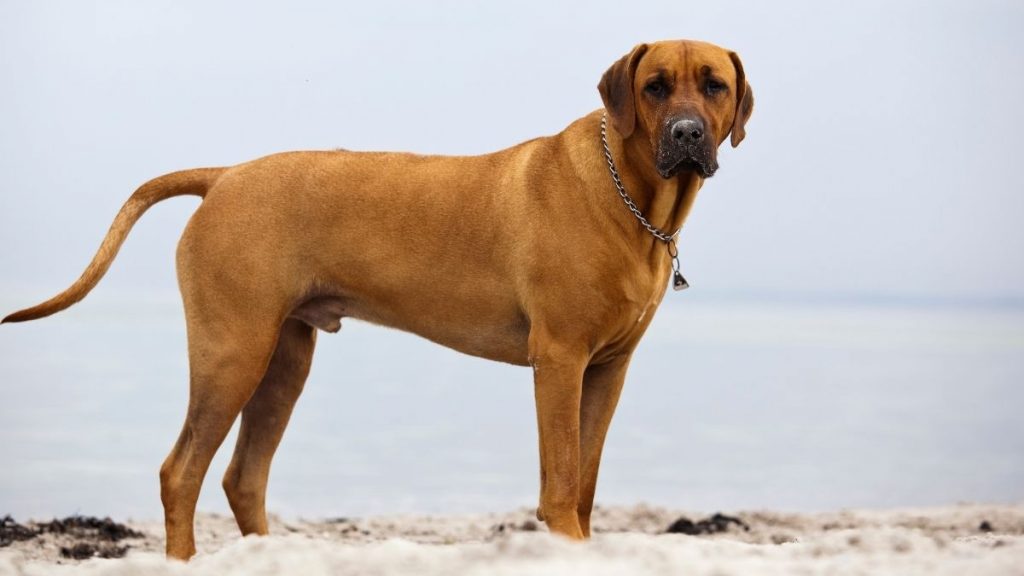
[2,167,227,324]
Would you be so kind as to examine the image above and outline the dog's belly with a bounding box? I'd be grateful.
[291,292,532,366]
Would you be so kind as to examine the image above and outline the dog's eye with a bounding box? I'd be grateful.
[704,79,727,96]
[645,80,667,98]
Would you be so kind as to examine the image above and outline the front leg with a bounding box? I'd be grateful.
[531,337,588,539]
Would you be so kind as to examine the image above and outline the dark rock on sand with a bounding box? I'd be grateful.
[60,542,130,560]
[665,513,750,535]
[39,516,144,542]
[1,516,37,547]
[1,515,144,560]
[491,519,541,535]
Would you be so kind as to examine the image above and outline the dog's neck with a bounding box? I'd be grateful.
[603,123,704,246]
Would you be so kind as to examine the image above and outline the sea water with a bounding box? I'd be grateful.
[1,294,1021,521]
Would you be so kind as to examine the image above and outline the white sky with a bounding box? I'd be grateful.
[1,1,1022,306]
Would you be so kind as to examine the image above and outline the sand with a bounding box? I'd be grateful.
[2,503,1022,575]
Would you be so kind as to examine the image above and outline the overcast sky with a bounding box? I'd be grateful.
[1,0,1022,306]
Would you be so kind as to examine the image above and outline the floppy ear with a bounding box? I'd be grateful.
[598,43,649,138]
[728,51,755,148]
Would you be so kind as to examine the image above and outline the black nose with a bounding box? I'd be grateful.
[671,118,705,144]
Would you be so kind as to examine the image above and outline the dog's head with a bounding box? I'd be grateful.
[598,40,754,179]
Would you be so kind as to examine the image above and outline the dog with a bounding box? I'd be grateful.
[3,39,753,559]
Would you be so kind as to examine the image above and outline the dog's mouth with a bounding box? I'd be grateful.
[657,155,718,179]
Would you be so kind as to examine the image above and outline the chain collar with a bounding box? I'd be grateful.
[600,113,689,291]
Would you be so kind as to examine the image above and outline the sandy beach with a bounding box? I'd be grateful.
[2,503,1022,575]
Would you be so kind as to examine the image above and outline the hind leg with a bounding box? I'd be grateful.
[577,355,630,537]
[222,318,316,535]
[159,314,282,560]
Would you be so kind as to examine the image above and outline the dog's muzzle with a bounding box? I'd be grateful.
[656,116,718,179]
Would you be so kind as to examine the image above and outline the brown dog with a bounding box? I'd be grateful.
[3,39,752,559]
